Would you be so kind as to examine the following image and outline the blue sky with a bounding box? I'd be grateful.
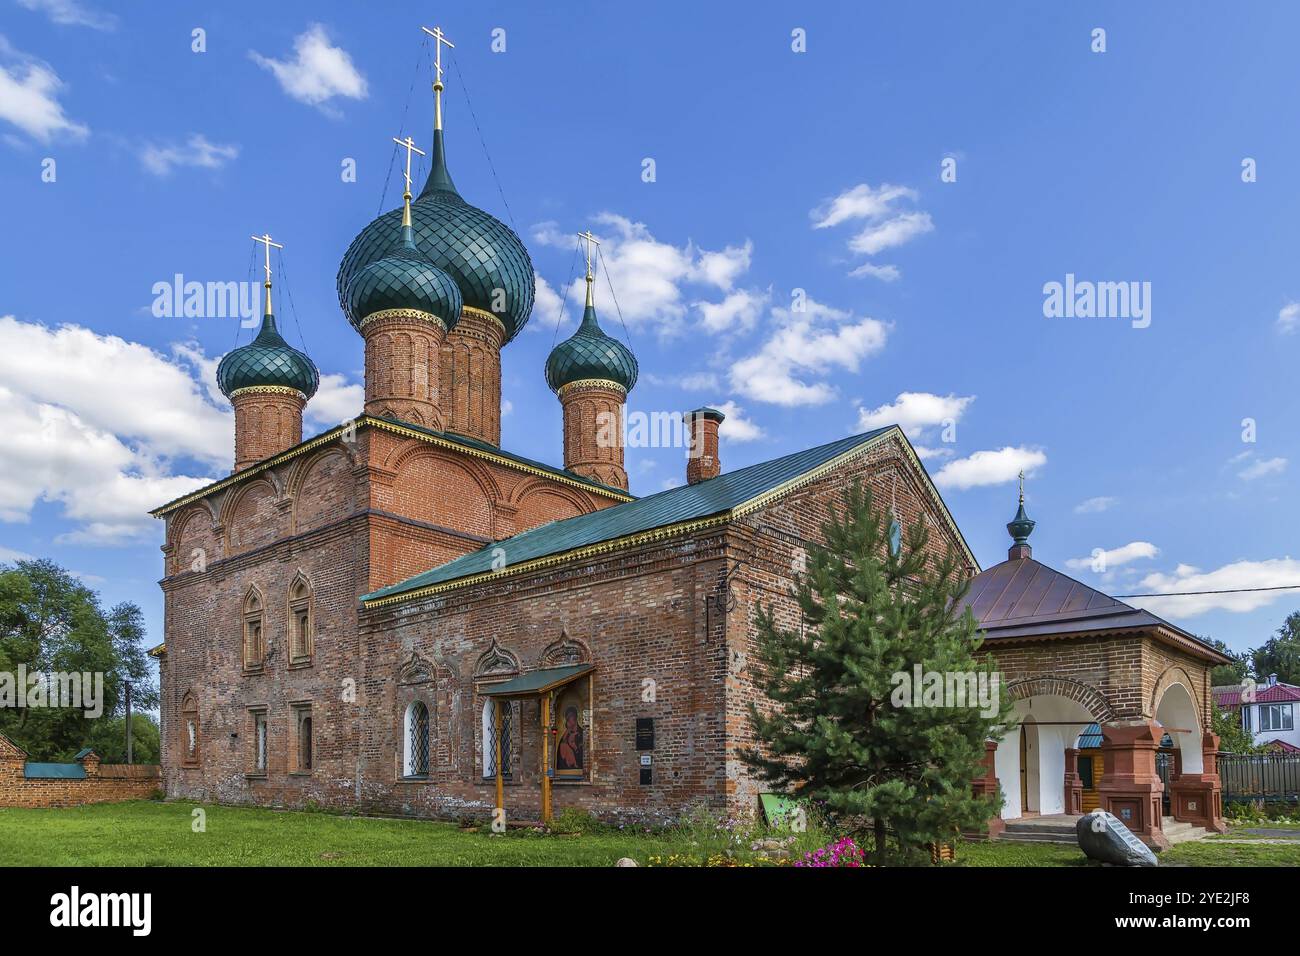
[1,0,1298,659]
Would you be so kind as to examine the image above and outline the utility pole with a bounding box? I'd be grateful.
[125,681,133,765]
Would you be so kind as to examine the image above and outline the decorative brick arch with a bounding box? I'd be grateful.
[1150,665,1205,728]
[1006,676,1114,722]
[505,476,592,513]
[474,638,520,679]
[540,633,590,667]
[388,444,502,503]
[166,501,217,552]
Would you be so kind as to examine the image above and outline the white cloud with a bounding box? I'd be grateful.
[1074,495,1116,514]
[1065,541,1159,572]
[811,183,918,230]
[530,275,566,332]
[848,262,901,282]
[1238,456,1287,481]
[0,544,34,563]
[1136,558,1300,618]
[249,24,367,113]
[306,373,363,426]
[848,211,934,256]
[500,398,513,418]
[0,316,237,544]
[711,401,764,443]
[933,446,1046,491]
[811,182,933,280]
[0,40,88,143]
[139,133,239,176]
[855,391,974,440]
[913,445,954,461]
[696,288,768,334]
[532,215,755,337]
[729,298,889,407]
[1277,302,1300,334]
[16,0,116,30]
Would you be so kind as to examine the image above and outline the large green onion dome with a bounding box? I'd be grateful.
[344,221,463,332]
[336,130,534,341]
[544,297,638,395]
[217,312,320,399]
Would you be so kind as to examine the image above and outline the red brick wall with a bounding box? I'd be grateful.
[0,759,161,809]
[158,420,625,811]
[230,390,304,472]
[722,433,973,812]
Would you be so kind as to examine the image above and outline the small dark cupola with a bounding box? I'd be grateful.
[544,229,638,491]
[216,234,319,472]
[1007,469,1036,560]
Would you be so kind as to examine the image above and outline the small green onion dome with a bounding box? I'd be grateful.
[336,130,534,341]
[344,222,463,332]
[216,312,320,399]
[544,300,638,395]
[1007,500,1035,545]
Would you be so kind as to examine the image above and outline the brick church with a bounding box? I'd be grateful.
[150,42,1230,845]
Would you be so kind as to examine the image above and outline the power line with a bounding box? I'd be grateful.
[1114,584,1300,599]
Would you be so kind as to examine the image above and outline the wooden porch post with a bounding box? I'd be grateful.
[541,692,553,823]
[493,699,504,817]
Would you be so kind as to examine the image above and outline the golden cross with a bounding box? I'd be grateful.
[392,135,426,200]
[420,25,455,131]
[250,233,283,315]
[578,230,601,308]
[577,230,601,280]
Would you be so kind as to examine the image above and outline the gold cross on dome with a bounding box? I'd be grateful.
[250,232,283,315]
[577,229,601,280]
[392,135,426,199]
[420,25,455,130]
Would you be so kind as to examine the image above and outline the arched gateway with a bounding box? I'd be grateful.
[960,492,1230,848]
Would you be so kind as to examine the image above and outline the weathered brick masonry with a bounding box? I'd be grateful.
[0,739,161,809]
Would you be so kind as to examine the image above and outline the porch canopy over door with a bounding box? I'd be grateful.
[481,664,594,823]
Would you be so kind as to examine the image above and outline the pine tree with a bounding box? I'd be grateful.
[741,482,1015,864]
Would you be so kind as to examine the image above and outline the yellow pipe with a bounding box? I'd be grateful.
[541,693,553,823]
[494,699,504,817]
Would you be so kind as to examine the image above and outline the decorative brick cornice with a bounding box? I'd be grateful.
[458,305,508,340]
[556,379,627,400]
[358,308,448,334]
[228,385,307,401]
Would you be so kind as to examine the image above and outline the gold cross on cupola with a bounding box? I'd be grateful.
[578,229,601,307]
[420,25,455,131]
[392,134,426,226]
[250,232,283,316]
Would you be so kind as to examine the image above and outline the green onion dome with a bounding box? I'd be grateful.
[544,300,638,395]
[344,222,463,332]
[336,130,534,342]
[216,312,320,399]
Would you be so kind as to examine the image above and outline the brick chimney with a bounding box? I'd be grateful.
[684,407,725,484]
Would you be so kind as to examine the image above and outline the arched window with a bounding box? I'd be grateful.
[404,701,430,778]
[288,575,313,665]
[482,699,511,778]
[181,693,200,768]
[242,588,264,671]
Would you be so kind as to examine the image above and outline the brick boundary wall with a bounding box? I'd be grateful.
[0,748,162,809]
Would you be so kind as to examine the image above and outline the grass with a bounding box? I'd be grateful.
[0,801,828,867]
[3,801,1297,866]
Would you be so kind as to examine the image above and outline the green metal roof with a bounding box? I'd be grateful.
[74,747,96,759]
[216,312,320,399]
[345,223,463,332]
[363,426,895,604]
[337,130,535,342]
[479,664,594,697]
[544,301,638,394]
[24,762,86,779]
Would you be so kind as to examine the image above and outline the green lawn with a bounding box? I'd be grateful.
[3,801,1297,866]
[0,800,824,867]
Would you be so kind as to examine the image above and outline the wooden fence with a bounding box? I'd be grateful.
[1219,753,1300,803]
